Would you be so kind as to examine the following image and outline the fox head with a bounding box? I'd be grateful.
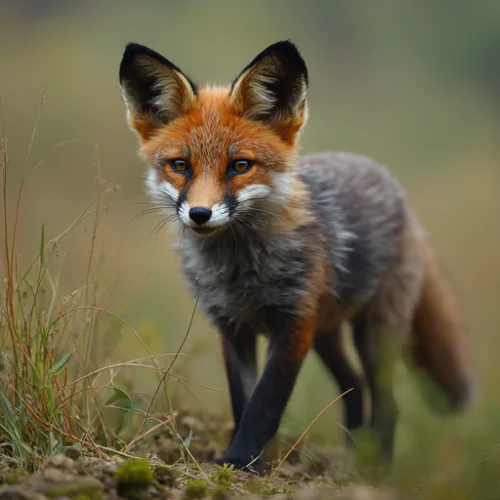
[120,40,309,237]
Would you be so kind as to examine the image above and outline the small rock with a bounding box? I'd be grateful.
[97,460,119,477]
[44,476,103,497]
[42,468,68,482]
[42,453,76,473]
[0,485,46,500]
[21,473,103,497]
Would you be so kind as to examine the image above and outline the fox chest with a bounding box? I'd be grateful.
[178,238,311,325]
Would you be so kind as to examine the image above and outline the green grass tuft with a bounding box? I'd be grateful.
[210,463,234,489]
[0,105,196,472]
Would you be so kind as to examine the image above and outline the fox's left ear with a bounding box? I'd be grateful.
[230,40,308,143]
[119,42,197,141]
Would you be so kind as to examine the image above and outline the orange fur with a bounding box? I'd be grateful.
[130,118,156,142]
[137,87,306,226]
[288,309,317,364]
[141,88,300,166]
[411,244,475,410]
[288,262,327,363]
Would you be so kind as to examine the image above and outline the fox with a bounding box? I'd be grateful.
[119,40,475,474]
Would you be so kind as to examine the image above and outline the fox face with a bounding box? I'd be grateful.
[120,41,309,236]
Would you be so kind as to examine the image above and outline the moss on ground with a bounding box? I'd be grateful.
[115,459,154,499]
[184,478,209,498]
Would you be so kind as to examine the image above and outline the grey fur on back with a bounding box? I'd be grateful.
[177,151,412,332]
[299,152,407,305]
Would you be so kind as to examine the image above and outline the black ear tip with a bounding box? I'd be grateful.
[263,40,303,59]
[119,42,163,82]
[250,40,307,66]
[124,41,141,51]
[121,42,152,61]
[270,39,308,82]
[261,39,307,74]
[272,39,300,51]
[119,42,165,86]
[118,41,198,94]
[120,42,145,77]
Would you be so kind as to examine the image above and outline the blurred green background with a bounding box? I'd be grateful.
[1,0,500,481]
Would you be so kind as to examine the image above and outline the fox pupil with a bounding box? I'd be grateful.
[171,159,189,172]
[232,160,252,173]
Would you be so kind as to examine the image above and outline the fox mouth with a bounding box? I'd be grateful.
[191,227,218,237]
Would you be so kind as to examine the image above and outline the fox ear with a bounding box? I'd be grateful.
[230,40,308,142]
[119,42,197,141]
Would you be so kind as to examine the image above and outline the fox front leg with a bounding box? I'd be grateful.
[218,321,258,441]
[216,309,316,475]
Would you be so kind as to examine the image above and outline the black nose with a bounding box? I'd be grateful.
[189,207,212,225]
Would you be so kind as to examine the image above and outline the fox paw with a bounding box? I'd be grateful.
[215,454,264,476]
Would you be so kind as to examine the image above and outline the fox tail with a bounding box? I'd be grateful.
[410,245,476,413]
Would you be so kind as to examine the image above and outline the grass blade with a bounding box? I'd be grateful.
[39,223,45,267]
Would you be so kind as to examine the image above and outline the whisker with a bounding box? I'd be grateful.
[232,216,254,232]
[132,201,177,207]
[241,206,280,222]
[146,215,179,243]
[130,206,178,226]
[134,207,169,218]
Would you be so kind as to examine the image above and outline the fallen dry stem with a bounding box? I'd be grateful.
[272,387,354,475]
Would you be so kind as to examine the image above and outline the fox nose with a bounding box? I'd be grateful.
[189,207,212,225]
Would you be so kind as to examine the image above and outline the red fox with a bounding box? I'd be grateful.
[119,40,475,474]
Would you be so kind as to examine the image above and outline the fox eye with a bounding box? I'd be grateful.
[169,159,191,174]
[228,160,253,176]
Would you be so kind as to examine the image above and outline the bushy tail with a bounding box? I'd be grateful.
[410,246,476,413]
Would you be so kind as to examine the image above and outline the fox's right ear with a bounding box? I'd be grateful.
[119,43,197,141]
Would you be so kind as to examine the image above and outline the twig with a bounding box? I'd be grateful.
[271,388,353,475]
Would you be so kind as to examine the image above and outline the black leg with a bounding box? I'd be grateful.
[314,328,364,445]
[217,310,316,474]
[214,315,257,439]
[219,324,258,441]
[352,311,399,462]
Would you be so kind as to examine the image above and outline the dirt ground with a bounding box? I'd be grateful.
[0,410,397,499]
